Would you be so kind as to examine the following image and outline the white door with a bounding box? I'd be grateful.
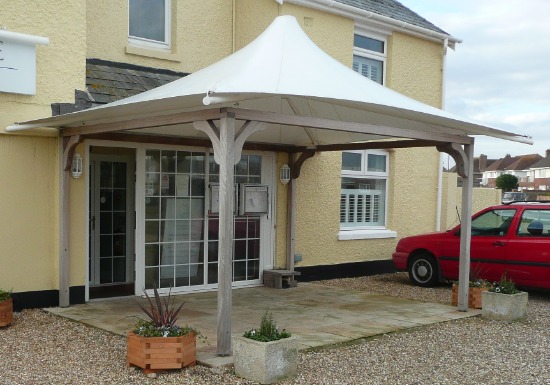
[140,148,274,292]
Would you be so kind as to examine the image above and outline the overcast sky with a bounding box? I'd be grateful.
[402,0,550,159]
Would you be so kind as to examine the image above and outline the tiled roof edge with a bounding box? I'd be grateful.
[86,58,189,78]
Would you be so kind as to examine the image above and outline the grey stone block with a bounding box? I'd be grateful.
[481,291,528,321]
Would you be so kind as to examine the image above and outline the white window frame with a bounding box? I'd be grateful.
[339,149,396,240]
[128,0,171,50]
[353,29,387,85]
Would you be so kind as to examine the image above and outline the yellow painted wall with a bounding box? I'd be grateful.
[0,1,86,292]
[0,0,86,132]
[0,0,457,293]
[236,1,353,64]
[86,0,233,73]
[292,31,446,267]
[0,136,59,291]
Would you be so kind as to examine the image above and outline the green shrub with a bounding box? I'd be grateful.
[243,311,291,342]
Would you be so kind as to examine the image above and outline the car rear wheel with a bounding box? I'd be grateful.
[408,253,438,287]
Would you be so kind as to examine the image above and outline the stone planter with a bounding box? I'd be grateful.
[481,291,528,321]
[127,331,196,374]
[233,335,298,384]
[0,298,13,327]
[451,284,488,309]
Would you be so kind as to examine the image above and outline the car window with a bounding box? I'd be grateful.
[517,209,550,237]
[471,209,516,236]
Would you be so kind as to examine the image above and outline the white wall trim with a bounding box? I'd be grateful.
[338,228,397,240]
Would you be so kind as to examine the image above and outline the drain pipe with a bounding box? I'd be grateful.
[436,38,449,232]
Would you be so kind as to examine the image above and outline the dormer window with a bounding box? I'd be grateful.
[129,0,171,49]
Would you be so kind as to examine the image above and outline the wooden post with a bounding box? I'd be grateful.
[217,115,235,356]
[286,154,296,271]
[458,143,474,311]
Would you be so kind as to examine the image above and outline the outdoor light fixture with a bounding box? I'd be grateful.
[280,163,290,185]
[71,153,83,179]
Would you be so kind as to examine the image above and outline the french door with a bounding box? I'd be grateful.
[142,149,272,291]
[89,150,135,298]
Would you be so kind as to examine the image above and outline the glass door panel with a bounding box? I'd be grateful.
[89,150,135,299]
[144,150,205,289]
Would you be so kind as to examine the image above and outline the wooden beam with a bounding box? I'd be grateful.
[229,108,474,145]
[62,109,224,137]
[83,132,307,153]
[316,139,443,152]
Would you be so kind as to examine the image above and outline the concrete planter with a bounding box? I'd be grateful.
[233,335,298,384]
[481,291,528,321]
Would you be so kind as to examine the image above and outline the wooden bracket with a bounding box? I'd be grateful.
[437,143,469,178]
[63,135,83,172]
[290,150,316,179]
[194,119,266,165]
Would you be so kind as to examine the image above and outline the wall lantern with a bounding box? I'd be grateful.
[71,153,83,179]
[280,163,291,185]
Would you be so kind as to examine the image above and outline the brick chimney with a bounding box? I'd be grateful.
[479,154,487,171]
[546,149,550,158]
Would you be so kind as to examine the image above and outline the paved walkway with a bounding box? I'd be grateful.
[45,283,479,366]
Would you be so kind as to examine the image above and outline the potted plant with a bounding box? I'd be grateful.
[451,278,491,309]
[233,311,298,384]
[481,273,528,321]
[0,288,13,327]
[127,284,198,375]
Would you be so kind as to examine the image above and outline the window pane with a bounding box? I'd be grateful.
[340,177,386,227]
[517,210,550,236]
[352,55,383,84]
[354,34,384,53]
[367,154,386,172]
[129,0,166,42]
[342,152,362,171]
[471,209,516,236]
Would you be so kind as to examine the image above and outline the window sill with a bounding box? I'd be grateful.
[126,45,181,63]
[338,229,397,240]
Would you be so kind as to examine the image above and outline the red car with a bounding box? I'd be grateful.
[392,202,550,289]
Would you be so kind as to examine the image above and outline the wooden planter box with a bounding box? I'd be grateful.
[0,298,13,327]
[234,335,298,384]
[451,285,488,309]
[127,331,196,374]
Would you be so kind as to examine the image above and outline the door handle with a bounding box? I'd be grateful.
[90,215,96,231]
[492,241,505,247]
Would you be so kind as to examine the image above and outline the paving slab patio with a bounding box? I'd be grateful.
[44,282,479,367]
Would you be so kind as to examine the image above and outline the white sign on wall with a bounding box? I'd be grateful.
[0,30,49,95]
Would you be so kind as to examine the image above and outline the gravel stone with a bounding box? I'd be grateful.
[1,272,549,384]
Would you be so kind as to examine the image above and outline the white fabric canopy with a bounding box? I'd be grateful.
[7,16,531,148]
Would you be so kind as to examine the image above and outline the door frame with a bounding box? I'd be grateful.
[85,141,139,301]
[134,144,277,295]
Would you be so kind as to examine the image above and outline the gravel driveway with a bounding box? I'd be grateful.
[1,273,549,385]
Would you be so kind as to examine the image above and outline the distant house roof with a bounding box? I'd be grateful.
[529,156,550,169]
[484,154,543,172]
[336,0,448,35]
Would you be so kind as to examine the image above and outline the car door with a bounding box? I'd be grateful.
[504,208,550,288]
[438,208,517,282]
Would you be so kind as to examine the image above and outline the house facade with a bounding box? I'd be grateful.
[526,150,550,191]
[2,0,458,309]
[481,153,543,188]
